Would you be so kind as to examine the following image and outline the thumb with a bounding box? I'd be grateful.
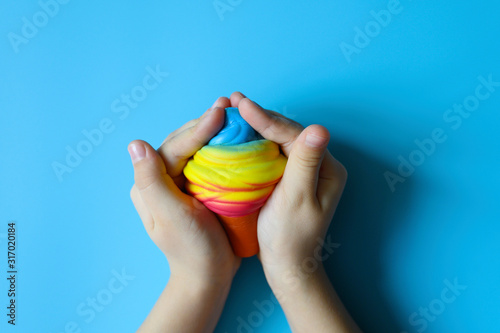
[128,140,186,223]
[280,125,330,201]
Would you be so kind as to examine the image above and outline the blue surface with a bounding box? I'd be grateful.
[208,107,262,145]
[1,1,499,332]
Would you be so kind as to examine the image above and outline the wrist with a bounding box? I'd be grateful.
[169,270,234,295]
[168,257,239,289]
[140,268,234,333]
[264,263,361,333]
[264,261,328,302]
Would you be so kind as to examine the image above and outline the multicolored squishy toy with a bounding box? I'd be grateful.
[183,107,287,257]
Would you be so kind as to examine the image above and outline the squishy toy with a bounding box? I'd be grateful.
[183,107,287,257]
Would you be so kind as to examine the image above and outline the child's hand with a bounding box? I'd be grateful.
[231,92,360,332]
[129,97,241,286]
[230,92,347,283]
[131,93,360,332]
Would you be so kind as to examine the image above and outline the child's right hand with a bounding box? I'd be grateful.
[128,97,241,286]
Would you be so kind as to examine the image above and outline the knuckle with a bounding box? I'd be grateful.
[334,161,348,183]
[264,115,285,138]
[295,151,321,169]
[283,183,316,208]
[135,173,162,192]
[337,163,347,180]
[188,125,206,147]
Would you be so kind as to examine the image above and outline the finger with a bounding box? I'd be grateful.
[212,96,230,108]
[316,152,348,211]
[157,106,226,178]
[238,98,304,156]
[128,140,188,223]
[130,185,154,233]
[161,97,230,145]
[280,125,330,201]
[230,91,246,107]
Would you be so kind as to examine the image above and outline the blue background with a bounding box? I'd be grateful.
[1,1,499,332]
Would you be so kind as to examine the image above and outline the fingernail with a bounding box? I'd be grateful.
[128,143,146,163]
[305,133,327,148]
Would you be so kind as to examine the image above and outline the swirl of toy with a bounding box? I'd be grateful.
[183,107,287,257]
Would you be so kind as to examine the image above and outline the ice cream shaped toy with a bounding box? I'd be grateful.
[183,107,287,257]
